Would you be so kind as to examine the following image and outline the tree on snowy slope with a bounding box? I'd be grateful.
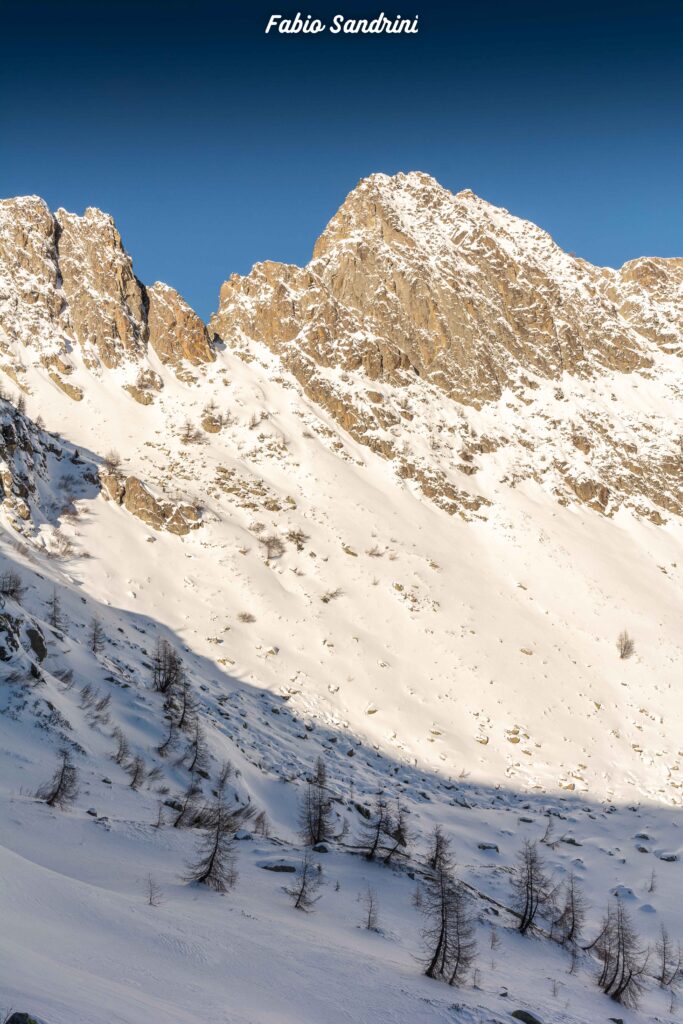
[35,748,79,809]
[510,839,555,935]
[184,799,238,892]
[285,852,322,911]
[382,801,412,865]
[299,756,334,846]
[173,670,198,732]
[654,923,681,990]
[182,718,210,775]
[46,586,65,631]
[421,862,477,986]
[427,824,453,873]
[151,637,183,694]
[172,778,203,828]
[0,569,25,602]
[88,616,105,654]
[591,898,649,1007]
[111,725,131,765]
[552,871,588,947]
[356,793,395,861]
[158,670,197,756]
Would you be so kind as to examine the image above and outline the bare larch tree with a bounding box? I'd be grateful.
[510,839,554,935]
[591,898,649,1007]
[36,748,79,809]
[152,638,183,694]
[88,616,105,654]
[553,871,588,947]
[356,793,394,861]
[361,886,379,931]
[299,756,334,846]
[284,852,322,911]
[421,860,477,986]
[47,587,65,630]
[655,923,682,989]
[185,800,238,892]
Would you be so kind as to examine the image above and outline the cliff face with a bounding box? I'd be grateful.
[210,172,683,520]
[0,196,214,396]
[213,172,682,401]
[1,174,681,521]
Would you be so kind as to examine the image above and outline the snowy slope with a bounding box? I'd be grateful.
[0,174,682,1024]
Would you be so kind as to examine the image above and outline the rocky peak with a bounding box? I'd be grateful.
[0,197,215,395]
[308,172,665,400]
[0,196,64,354]
[211,172,683,521]
[54,206,147,369]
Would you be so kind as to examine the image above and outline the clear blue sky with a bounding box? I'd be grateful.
[2,1,683,318]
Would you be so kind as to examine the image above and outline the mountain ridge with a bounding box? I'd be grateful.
[1,174,682,525]
[1,173,682,1024]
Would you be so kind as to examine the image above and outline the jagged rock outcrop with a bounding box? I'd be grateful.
[55,206,147,369]
[0,197,214,391]
[212,173,680,408]
[0,397,54,526]
[100,469,202,535]
[147,281,215,375]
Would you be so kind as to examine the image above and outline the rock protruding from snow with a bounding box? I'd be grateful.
[120,475,202,535]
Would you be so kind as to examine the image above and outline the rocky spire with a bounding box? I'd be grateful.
[0,197,215,394]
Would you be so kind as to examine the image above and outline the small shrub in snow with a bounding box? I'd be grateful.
[103,449,121,471]
[260,534,285,561]
[0,570,25,602]
[617,630,635,659]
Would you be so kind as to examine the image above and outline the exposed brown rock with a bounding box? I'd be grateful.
[2,177,681,523]
[201,410,223,433]
[99,469,126,504]
[55,207,147,369]
[0,197,64,354]
[147,282,215,372]
[121,476,201,535]
[0,198,214,387]
[47,371,84,402]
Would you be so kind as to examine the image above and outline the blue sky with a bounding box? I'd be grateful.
[2,1,683,318]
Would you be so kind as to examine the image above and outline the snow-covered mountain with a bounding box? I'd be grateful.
[0,173,681,1024]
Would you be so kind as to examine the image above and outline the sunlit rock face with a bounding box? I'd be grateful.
[211,173,683,520]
